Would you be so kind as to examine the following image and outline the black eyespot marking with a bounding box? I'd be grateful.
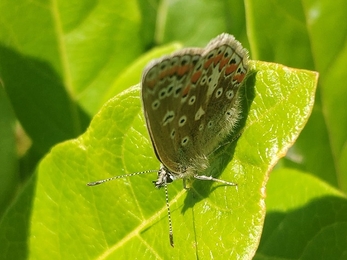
[201,77,207,85]
[226,90,234,99]
[171,60,176,66]
[192,56,200,65]
[229,58,236,64]
[159,89,166,99]
[175,86,182,96]
[152,100,160,110]
[163,111,175,126]
[215,88,223,98]
[181,136,189,146]
[167,85,174,95]
[189,96,196,105]
[178,116,187,127]
[170,129,176,139]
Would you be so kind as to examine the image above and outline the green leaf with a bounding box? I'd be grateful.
[0,87,19,218]
[305,0,347,192]
[0,1,145,154]
[0,46,91,155]
[158,0,247,46]
[1,1,345,258]
[246,0,347,193]
[0,61,317,259]
[255,168,347,260]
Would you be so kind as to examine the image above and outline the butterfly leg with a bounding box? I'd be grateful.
[194,175,237,186]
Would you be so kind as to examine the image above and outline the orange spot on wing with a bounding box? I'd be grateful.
[147,79,157,89]
[219,57,229,70]
[168,66,177,76]
[182,84,190,97]
[225,64,238,75]
[213,54,223,66]
[191,71,202,83]
[177,64,191,76]
[204,58,214,69]
[159,70,168,80]
[233,72,246,83]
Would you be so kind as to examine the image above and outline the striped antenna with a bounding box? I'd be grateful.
[87,170,158,186]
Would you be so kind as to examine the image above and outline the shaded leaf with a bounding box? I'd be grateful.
[255,168,347,260]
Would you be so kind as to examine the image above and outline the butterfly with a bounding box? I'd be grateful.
[88,33,249,247]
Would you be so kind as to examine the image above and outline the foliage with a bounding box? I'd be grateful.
[0,0,345,259]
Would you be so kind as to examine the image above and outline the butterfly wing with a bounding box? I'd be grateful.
[141,33,249,175]
[194,35,249,153]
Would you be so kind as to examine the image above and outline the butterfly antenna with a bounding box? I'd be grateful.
[164,184,174,247]
[87,170,157,186]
